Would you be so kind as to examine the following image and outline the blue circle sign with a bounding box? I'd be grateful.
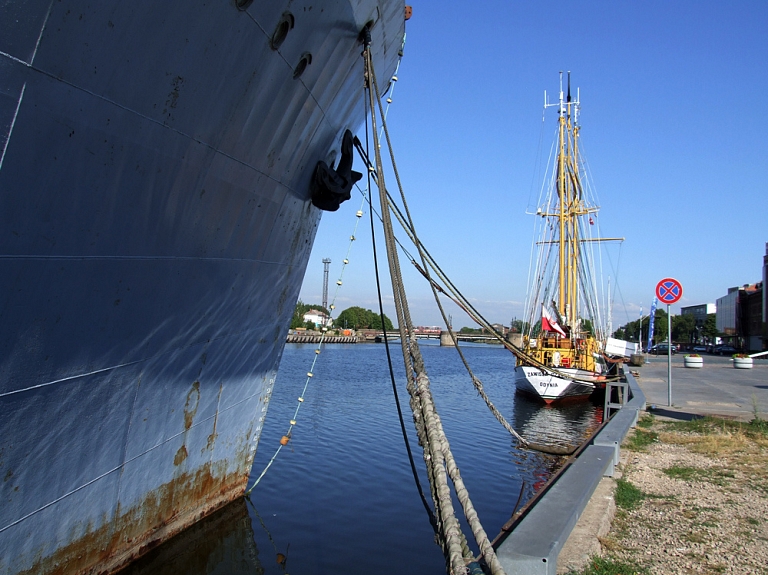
[656,277,683,304]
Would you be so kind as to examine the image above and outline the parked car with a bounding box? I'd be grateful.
[692,345,708,353]
[714,345,738,356]
[648,343,677,355]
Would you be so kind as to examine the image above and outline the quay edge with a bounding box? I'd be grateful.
[495,370,645,574]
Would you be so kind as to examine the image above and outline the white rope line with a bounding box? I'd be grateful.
[244,197,367,496]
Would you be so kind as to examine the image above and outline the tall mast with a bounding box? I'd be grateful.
[557,72,566,317]
[568,71,579,331]
[556,71,581,332]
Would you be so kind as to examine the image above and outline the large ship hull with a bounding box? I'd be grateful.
[0,2,404,574]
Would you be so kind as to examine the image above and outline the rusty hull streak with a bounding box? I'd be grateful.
[171,381,203,468]
[173,445,188,466]
[183,382,201,431]
[117,498,254,574]
[19,462,249,575]
[204,384,223,455]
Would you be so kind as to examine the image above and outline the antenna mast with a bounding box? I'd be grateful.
[322,258,331,310]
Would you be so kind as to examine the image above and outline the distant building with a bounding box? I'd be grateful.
[716,283,763,351]
[764,243,768,350]
[716,288,740,337]
[303,309,331,328]
[743,284,763,352]
[485,323,509,336]
[680,303,716,342]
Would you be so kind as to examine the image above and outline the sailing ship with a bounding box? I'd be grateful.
[0,2,406,574]
[514,73,625,403]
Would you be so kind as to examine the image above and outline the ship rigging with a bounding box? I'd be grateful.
[514,72,625,402]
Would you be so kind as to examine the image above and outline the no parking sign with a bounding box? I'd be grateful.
[655,277,683,407]
[656,278,683,305]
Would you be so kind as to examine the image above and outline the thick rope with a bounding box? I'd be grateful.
[365,43,507,575]
[364,44,468,575]
[363,87,439,537]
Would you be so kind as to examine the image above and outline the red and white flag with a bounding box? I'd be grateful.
[541,305,567,337]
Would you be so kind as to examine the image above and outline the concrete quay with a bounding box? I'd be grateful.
[630,353,768,421]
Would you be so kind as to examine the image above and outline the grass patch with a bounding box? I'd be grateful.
[570,555,648,575]
[624,428,658,451]
[614,478,645,510]
[663,465,697,481]
[662,465,734,486]
[747,417,768,436]
[636,414,655,429]
[662,415,731,434]
[661,415,768,440]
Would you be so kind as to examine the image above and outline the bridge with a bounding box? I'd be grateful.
[371,331,503,344]
[286,330,505,345]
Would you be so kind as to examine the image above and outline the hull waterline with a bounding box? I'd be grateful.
[513,365,599,403]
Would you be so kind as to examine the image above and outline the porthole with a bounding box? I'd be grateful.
[293,52,312,79]
[235,0,253,11]
[271,12,295,50]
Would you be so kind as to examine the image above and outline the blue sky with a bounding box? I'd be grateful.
[299,0,768,331]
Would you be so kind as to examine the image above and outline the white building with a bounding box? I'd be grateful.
[303,309,331,328]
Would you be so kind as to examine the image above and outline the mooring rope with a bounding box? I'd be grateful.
[363,36,505,575]
[362,67,439,536]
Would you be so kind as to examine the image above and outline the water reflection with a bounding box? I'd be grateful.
[512,394,604,453]
[120,498,263,575]
[507,393,604,501]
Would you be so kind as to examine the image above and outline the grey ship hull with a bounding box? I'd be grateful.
[0,2,404,573]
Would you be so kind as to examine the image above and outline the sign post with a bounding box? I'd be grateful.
[656,278,683,406]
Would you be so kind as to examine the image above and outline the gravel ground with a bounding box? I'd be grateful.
[595,418,768,574]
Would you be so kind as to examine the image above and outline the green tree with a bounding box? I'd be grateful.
[368,311,394,331]
[701,313,718,340]
[335,306,394,331]
[614,315,652,342]
[672,313,697,342]
[615,314,658,344]
[652,308,668,343]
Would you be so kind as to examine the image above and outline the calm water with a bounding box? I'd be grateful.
[123,341,603,575]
